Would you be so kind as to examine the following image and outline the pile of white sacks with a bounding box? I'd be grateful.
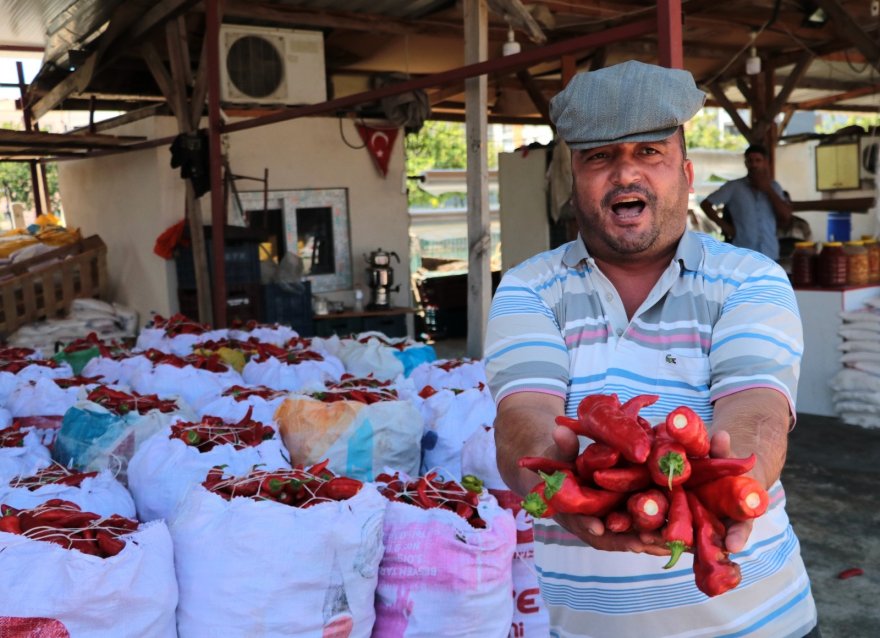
[830,296,880,428]
[0,314,550,637]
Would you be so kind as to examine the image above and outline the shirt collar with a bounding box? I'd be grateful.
[561,230,704,272]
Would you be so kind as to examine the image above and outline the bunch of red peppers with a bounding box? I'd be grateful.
[222,384,288,402]
[56,332,126,358]
[520,393,770,598]
[0,500,138,558]
[248,340,325,365]
[0,422,26,447]
[142,349,230,373]
[169,408,274,452]
[418,382,486,399]
[376,471,487,529]
[9,464,98,491]
[201,460,363,507]
[150,313,211,336]
[87,386,180,415]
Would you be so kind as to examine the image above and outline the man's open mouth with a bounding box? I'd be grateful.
[610,196,646,218]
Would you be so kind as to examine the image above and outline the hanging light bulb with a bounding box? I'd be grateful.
[745,46,761,75]
[502,27,521,56]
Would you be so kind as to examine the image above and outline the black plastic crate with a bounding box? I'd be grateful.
[178,284,262,324]
[263,281,315,336]
[175,241,261,289]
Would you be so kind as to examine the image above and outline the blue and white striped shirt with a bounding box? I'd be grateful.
[485,231,817,638]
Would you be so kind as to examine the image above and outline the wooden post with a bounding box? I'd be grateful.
[16,62,44,217]
[657,0,683,69]
[205,0,227,328]
[463,0,490,359]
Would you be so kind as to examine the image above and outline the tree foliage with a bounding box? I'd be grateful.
[0,160,60,216]
[684,108,748,151]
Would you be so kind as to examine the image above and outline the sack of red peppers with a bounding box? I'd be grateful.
[52,386,193,484]
[520,393,770,598]
[276,381,423,481]
[127,409,290,523]
[0,500,178,637]
[171,462,386,638]
[0,422,52,482]
[1,463,136,519]
[372,471,516,638]
[461,425,551,638]
[195,383,290,424]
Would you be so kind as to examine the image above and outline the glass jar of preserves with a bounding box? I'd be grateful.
[818,241,847,287]
[861,236,880,283]
[844,240,869,285]
[790,241,818,287]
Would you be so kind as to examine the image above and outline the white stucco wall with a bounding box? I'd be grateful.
[58,115,409,328]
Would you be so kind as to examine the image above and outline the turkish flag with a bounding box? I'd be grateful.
[356,124,399,177]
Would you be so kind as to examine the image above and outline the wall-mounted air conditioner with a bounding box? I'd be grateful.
[219,25,326,106]
[859,135,880,181]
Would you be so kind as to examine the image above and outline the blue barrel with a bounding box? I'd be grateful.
[827,212,851,242]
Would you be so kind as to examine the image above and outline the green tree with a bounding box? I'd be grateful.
[684,108,747,151]
[404,120,501,207]
[0,160,60,217]
[815,112,880,135]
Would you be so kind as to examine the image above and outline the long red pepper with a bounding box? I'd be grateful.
[687,492,742,597]
[522,482,557,518]
[687,453,757,487]
[592,465,652,493]
[648,439,692,490]
[604,510,632,533]
[621,394,659,418]
[664,406,711,457]
[540,470,625,517]
[694,475,769,521]
[558,397,652,463]
[575,442,620,479]
[518,456,576,475]
[662,487,693,569]
[626,488,669,531]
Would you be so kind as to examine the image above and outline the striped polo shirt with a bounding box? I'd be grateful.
[485,231,817,638]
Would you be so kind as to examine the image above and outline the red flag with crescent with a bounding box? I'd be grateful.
[356,124,399,177]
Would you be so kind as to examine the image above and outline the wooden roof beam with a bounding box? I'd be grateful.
[813,0,880,71]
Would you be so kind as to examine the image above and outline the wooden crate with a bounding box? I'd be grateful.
[0,234,109,338]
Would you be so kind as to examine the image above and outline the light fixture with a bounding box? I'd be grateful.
[502,26,521,56]
[803,6,828,28]
[745,46,761,75]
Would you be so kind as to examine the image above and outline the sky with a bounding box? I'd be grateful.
[0,54,41,100]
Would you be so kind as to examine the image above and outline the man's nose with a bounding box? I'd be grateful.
[610,155,642,184]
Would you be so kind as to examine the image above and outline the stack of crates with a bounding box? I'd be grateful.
[175,226,264,324]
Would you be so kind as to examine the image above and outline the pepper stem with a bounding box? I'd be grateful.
[664,540,686,569]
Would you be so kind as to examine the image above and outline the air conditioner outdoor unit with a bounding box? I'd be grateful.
[219,25,326,106]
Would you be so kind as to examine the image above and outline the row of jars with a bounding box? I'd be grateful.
[791,237,880,287]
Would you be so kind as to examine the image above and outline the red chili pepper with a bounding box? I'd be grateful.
[687,491,742,597]
[554,393,622,437]
[518,456,576,475]
[648,439,692,490]
[626,488,669,532]
[604,510,632,533]
[0,514,21,534]
[582,399,653,464]
[693,475,769,521]
[317,477,363,501]
[592,465,652,493]
[837,567,864,580]
[540,470,625,517]
[662,487,693,569]
[687,453,757,487]
[575,442,620,479]
[521,482,557,518]
[621,394,659,419]
[96,529,126,557]
[664,406,711,458]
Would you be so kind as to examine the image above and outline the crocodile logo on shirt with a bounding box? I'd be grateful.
[665,354,677,365]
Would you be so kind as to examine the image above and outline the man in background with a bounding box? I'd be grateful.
[700,144,793,259]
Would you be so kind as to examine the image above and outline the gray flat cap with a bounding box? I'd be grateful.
[549,60,706,151]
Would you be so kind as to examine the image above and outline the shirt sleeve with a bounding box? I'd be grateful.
[708,259,803,413]
[703,181,733,207]
[484,269,570,403]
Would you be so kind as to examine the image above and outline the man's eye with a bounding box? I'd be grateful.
[641,147,659,155]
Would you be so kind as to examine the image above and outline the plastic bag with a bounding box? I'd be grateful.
[276,396,423,480]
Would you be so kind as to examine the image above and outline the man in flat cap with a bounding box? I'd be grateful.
[485,61,818,637]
